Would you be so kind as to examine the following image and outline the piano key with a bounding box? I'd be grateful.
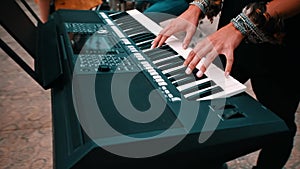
[129,33,156,44]
[124,26,149,36]
[171,69,207,86]
[148,50,179,61]
[155,54,183,67]
[152,54,180,65]
[109,12,128,20]
[114,16,138,24]
[144,49,172,59]
[116,19,140,26]
[157,61,183,71]
[181,80,216,95]
[137,42,152,50]
[186,86,224,101]
[176,77,210,92]
[164,66,187,77]
[116,21,141,30]
[144,44,174,55]
[162,65,185,75]
[135,39,154,47]
[173,76,201,87]
[168,73,189,82]
[122,9,247,100]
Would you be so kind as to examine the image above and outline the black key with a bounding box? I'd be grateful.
[181,80,216,95]
[143,44,171,56]
[137,42,152,50]
[168,73,189,82]
[155,57,183,67]
[150,51,179,61]
[164,66,187,77]
[187,86,224,101]
[173,76,198,87]
[158,61,183,71]
[130,33,156,43]
[109,12,129,20]
[123,26,147,36]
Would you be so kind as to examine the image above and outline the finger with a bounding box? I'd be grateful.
[196,49,217,77]
[184,51,196,74]
[188,53,203,72]
[151,34,162,49]
[186,53,203,75]
[197,65,206,78]
[224,51,234,77]
[158,35,169,47]
[182,28,195,49]
[183,50,196,67]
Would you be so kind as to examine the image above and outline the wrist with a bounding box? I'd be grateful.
[180,5,202,25]
[188,4,202,16]
[189,0,209,16]
[228,22,245,40]
[230,2,284,44]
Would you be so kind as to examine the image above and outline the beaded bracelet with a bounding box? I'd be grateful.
[189,0,222,22]
[231,2,284,44]
[190,0,210,15]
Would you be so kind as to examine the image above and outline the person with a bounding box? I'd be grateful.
[34,0,104,23]
[131,0,189,23]
[151,0,300,169]
[136,0,189,16]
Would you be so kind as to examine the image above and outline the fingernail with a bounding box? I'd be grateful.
[183,43,187,49]
[225,72,230,77]
[196,70,203,77]
[185,68,192,74]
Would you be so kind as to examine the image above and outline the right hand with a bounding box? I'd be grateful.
[151,5,202,49]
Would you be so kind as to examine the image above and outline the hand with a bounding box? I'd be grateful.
[151,5,202,49]
[183,22,245,77]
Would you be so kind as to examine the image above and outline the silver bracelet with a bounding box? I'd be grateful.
[231,11,270,43]
[230,2,285,44]
[190,0,210,14]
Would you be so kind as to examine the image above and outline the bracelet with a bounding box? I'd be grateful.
[190,0,222,23]
[230,2,284,44]
[231,12,269,43]
[190,0,210,15]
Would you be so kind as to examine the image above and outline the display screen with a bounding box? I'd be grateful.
[68,32,116,54]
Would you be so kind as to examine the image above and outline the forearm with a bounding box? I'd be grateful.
[179,5,202,26]
[267,0,300,19]
[36,0,51,23]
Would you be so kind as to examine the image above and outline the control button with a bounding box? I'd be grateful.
[158,82,167,86]
[155,78,165,83]
[171,97,181,102]
[80,68,91,72]
[98,65,110,72]
[164,90,170,94]
[167,93,173,98]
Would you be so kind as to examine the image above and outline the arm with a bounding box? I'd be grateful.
[151,0,222,49]
[151,5,202,49]
[35,0,51,23]
[184,0,300,77]
[267,0,300,19]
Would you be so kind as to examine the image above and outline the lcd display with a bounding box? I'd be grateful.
[68,33,115,54]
